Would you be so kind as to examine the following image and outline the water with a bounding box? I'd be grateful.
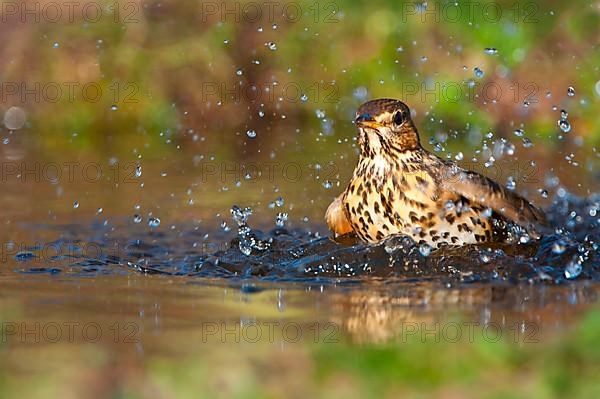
[558,118,571,133]
[148,217,161,228]
[246,129,257,138]
[474,67,484,78]
[8,190,599,284]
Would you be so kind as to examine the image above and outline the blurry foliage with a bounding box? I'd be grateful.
[0,0,598,157]
[312,309,600,398]
[1,308,600,398]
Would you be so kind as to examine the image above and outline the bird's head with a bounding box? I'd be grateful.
[354,98,421,156]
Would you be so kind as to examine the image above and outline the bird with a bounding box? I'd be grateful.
[325,98,548,248]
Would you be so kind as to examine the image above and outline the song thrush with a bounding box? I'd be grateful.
[326,98,547,248]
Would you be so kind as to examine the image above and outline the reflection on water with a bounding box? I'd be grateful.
[0,275,598,348]
[1,274,598,397]
[329,283,599,343]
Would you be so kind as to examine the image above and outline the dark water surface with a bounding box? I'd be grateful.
[7,186,600,284]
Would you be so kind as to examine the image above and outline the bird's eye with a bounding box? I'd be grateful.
[393,111,404,125]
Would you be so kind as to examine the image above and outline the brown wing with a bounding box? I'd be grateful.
[325,194,354,237]
[437,160,548,229]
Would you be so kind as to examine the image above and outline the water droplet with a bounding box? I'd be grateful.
[133,214,142,223]
[558,119,571,133]
[231,205,253,226]
[275,196,284,207]
[135,164,142,177]
[53,42,59,48]
[238,242,252,256]
[265,41,277,51]
[300,93,308,102]
[3,106,26,130]
[506,176,516,190]
[483,47,498,55]
[513,128,524,137]
[148,217,161,228]
[223,39,229,44]
[474,67,484,78]
[258,110,265,118]
[519,234,531,244]
[323,180,333,189]
[504,142,515,156]
[567,86,575,97]
[560,109,568,119]
[564,259,582,279]
[419,243,432,257]
[454,152,464,161]
[315,109,326,119]
[552,241,566,254]
[353,86,368,101]
[246,129,257,138]
[73,201,79,209]
[275,212,288,227]
[236,68,243,76]
[220,221,231,232]
[110,105,118,111]
[522,138,533,148]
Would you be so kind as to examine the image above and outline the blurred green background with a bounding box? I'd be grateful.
[1,0,599,159]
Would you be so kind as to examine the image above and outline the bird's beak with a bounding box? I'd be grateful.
[354,113,383,129]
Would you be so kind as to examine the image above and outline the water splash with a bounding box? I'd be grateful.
[11,192,600,284]
[231,205,272,257]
